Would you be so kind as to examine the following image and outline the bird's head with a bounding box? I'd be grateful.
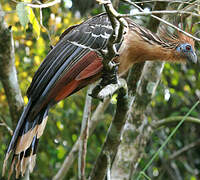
[175,29,197,63]
[159,25,198,64]
[176,43,197,63]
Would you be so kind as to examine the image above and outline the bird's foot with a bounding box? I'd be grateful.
[90,61,119,100]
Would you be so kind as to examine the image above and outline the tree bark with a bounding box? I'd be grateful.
[78,86,93,180]
[0,4,24,127]
[110,2,169,179]
[89,87,129,180]
[0,3,28,180]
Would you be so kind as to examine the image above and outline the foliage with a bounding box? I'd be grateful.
[0,0,199,179]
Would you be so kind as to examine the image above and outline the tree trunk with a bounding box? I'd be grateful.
[0,4,24,127]
[110,2,169,179]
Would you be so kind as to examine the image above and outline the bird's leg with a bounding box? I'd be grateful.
[101,60,119,86]
[99,47,120,85]
[90,59,119,100]
[90,45,121,100]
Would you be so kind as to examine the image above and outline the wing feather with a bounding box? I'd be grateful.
[28,43,78,100]
[27,13,114,116]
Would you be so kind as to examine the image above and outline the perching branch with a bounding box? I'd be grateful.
[53,99,111,180]
[78,86,93,180]
[91,0,127,98]
[93,0,199,99]
[97,78,127,99]
[87,2,130,179]
[89,87,128,180]
[97,0,127,61]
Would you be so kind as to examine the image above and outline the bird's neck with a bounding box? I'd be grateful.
[117,30,185,75]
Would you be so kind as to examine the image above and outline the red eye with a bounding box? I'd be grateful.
[186,45,191,51]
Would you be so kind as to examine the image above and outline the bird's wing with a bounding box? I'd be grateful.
[27,13,113,110]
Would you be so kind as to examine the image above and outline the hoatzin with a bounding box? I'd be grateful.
[2,13,197,179]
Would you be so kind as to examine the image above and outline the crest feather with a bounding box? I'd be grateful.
[178,31,195,49]
[159,24,195,49]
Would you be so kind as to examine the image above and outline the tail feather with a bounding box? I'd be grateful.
[15,155,21,178]
[7,155,15,180]
[15,120,38,154]
[2,100,31,178]
[3,104,49,179]
[5,101,32,158]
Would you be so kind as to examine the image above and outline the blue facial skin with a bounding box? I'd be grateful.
[176,43,197,63]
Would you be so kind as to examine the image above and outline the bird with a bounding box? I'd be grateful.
[2,12,197,179]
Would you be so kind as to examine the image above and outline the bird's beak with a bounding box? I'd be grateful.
[188,51,198,63]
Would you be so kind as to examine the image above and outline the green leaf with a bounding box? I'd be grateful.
[190,176,197,180]
[56,121,64,131]
[57,145,66,159]
[72,134,77,142]
[16,2,29,28]
[111,93,117,104]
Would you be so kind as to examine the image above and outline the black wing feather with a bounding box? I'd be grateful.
[27,13,113,105]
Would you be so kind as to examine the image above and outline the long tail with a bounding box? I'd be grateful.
[2,100,49,179]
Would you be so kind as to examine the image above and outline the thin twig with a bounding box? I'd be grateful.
[12,0,61,8]
[168,139,200,160]
[39,8,52,45]
[27,0,61,8]
[170,161,182,180]
[106,153,111,180]
[134,0,199,6]
[122,0,200,42]
[78,86,93,180]
[119,10,200,18]
[0,116,13,136]
[0,11,16,16]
